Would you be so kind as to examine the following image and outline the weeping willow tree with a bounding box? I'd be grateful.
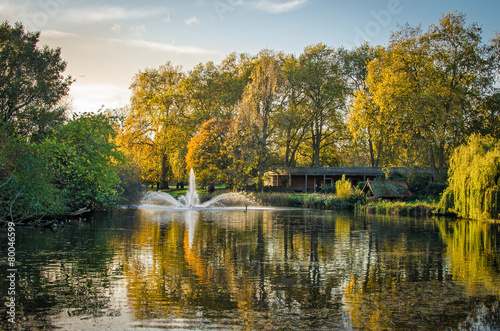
[440,134,500,220]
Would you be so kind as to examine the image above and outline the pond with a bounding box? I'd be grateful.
[1,206,500,330]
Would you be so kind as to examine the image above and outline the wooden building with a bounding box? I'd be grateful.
[267,167,430,193]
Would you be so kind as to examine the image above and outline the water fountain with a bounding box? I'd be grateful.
[142,168,253,209]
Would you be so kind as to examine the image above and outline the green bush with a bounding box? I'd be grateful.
[1,113,143,222]
[116,162,144,207]
[320,184,335,194]
[43,113,125,211]
[425,181,447,198]
[0,134,68,222]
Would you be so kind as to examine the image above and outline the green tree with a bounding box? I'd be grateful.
[0,131,66,222]
[43,113,125,211]
[469,93,500,139]
[365,25,439,169]
[422,12,493,171]
[278,54,310,168]
[235,49,286,191]
[291,43,347,167]
[183,52,251,123]
[0,21,73,134]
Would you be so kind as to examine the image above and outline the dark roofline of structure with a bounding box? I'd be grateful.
[268,167,434,176]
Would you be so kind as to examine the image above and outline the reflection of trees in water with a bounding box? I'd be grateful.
[8,210,499,330]
[6,210,499,330]
[437,219,500,296]
[0,222,120,330]
[36,209,491,330]
[120,209,350,325]
[344,217,500,330]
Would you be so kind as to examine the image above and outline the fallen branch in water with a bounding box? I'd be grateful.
[69,208,91,216]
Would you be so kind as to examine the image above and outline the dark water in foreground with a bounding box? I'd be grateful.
[1,206,500,330]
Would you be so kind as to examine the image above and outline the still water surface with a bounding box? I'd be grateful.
[2,206,500,330]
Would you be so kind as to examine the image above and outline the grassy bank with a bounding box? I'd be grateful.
[253,192,360,210]
[147,187,447,218]
[251,191,449,217]
[355,200,442,217]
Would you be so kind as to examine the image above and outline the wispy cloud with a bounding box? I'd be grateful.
[0,2,23,17]
[40,30,79,38]
[250,0,309,14]
[184,16,200,25]
[64,6,167,23]
[70,83,131,113]
[123,39,221,56]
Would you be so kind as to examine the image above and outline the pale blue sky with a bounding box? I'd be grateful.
[1,0,499,112]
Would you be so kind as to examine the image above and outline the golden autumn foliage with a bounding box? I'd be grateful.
[114,12,500,190]
[350,12,497,173]
[185,118,233,186]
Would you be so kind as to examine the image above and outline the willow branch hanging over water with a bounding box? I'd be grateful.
[440,134,500,221]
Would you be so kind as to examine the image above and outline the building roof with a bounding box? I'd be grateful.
[362,180,412,198]
[267,167,433,177]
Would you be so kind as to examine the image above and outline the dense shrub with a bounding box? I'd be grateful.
[116,162,144,207]
[320,184,335,194]
[254,191,363,210]
[0,134,68,221]
[357,200,437,217]
[335,175,353,200]
[1,113,143,222]
[384,170,447,199]
[42,113,125,211]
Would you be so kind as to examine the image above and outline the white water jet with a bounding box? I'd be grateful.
[142,168,253,208]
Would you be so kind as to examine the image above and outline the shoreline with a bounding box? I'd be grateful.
[251,191,454,218]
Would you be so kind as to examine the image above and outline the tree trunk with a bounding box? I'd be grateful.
[160,154,169,189]
[438,139,445,176]
[374,139,382,168]
[369,138,375,167]
[429,147,437,181]
[285,142,291,168]
[313,124,321,167]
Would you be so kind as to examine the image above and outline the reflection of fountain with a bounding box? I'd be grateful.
[185,210,197,248]
[142,168,253,208]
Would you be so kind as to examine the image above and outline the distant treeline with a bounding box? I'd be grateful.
[115,12,500,192]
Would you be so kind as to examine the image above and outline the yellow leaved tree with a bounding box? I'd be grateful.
[116,62,186,188]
